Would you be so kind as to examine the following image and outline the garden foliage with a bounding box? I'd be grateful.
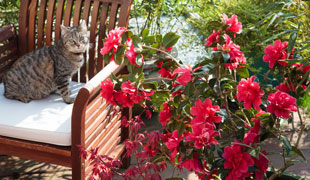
[81,13,309,180]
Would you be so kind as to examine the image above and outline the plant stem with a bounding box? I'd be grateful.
[295,107,305,149]
[142,77,171,82]
[216,64,223,98]
[224,94,238,130]
[297,106,304,126]
[142,45,182,67]
[232,142,271,163]
[269,109,306,180]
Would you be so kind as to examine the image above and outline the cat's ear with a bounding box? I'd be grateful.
[79,20,87,31]
[60,24,70,34]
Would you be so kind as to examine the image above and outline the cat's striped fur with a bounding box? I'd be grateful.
[3,21,89,104]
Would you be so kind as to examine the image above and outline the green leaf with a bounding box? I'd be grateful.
[171,85,185,93]
[136,54,143,66]
[222,83,233,90]
[185,82,194,95]
[156,35,163,42]
[280,135,292,156]
[162,61,176,68]
[298,70,310,86]
[141,28,149,39]
[142,81,158,90]
[121,31,129,44]
[288,32,297,55]
[177,101,188,113]
[103,54,110,65]
[163,32,180,49]
[110,73,118,82]
[263,29,297,43]
[144,35,156,44]
[237,67,249,78]
[132,35,142,49]
[292,146,307,162]
[209,78,216,88]
[249,148,260,158]
[115,46,125,65]
[222,52,230,62]
[207,21,222,27]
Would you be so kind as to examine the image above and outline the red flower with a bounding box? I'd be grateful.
[237,76,264,111]
[263,40,291,68]
[186,124,219,149]
[222,34,246,70]
[100,27,126,58]
[173,67,192,86]
[302,64,310,73]
[205,30,221,46]
[267,91,297,119]
[146,110,152,119]
[114,81,143,107]
[276,82,295,93]
[125,38,144,67]
[158,68,173,79]
[223,144,254,180]
[243,116,261,145]
[190,98,222,125]
[253,151,269,179]
[222,14,242,34]
[165,130,182,160]
[100,78,116,105]
[165,46,173,51]
[159,102,172,127]
[180,152,204,173]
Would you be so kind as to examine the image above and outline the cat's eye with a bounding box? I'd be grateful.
[69,39,75,44]
[79,36,84,41]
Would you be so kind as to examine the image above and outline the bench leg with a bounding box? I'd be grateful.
[72,148,85,180]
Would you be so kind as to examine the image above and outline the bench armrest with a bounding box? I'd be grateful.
[71,61,127,175]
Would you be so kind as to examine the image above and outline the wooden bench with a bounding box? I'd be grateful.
[0,0,132,179]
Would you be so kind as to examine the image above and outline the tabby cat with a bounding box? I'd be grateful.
[3,20,89,104]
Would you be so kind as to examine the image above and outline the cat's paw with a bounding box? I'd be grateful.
[64,97,75,104]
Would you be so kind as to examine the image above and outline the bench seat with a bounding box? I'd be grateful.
[0,82,84,146]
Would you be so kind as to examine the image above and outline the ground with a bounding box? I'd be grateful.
[0,112,309,180]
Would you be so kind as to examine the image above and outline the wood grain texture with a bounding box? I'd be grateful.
[108,3,119,32]
[63,0,73,26]
[85,102,109,130]
[55,0,65,41]
[85,94,105,118]
[73,0,83,26]
[18,0,30,56]
[118,0,133,27]
[85,104,111,138]
[71,87,89,180]
[27,0,38,51]
[37,0,47,48]
[97,2,109,71]
[45,0,56,46]
[0,136,71,167]
[88,0,100,79]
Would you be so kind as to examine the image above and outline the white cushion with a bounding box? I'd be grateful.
[0,82,84,146]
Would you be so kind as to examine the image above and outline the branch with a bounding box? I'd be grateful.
[142,45,182,67]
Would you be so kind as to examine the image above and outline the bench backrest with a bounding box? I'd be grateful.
[17,0,132,82]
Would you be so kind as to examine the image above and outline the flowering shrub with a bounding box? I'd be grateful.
[82,14,309,180]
